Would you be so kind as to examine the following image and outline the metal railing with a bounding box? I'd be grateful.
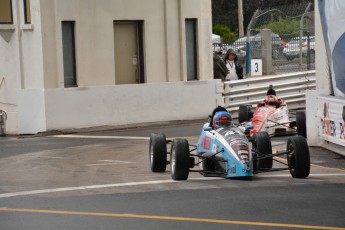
[223,70,316,117]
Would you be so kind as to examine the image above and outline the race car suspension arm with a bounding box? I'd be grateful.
[256,167,289,173]
[272,150,292,166]
[253,149,290,166]
[273,158,288,166]
[192,149,226,166]
[266,119,296,130]
[189,144,197,153]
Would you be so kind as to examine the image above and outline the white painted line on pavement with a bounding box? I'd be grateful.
[1,173,344,199]
[259,173,345,177]
[99,160,133,163]
[50,134,150,140]
[86,160,134,166]
[0,177,221,199]
[0,169,28,173]
[38,156,65,159]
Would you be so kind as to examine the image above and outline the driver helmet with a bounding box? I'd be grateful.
[265,95,279,106]
[213,111,232,129]
[266,84,276,96]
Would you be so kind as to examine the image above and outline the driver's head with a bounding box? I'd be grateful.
[266,95,279,106]
[213,111,232,129]
[267,84,276,96]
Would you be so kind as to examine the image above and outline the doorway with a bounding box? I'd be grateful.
[113,21,144,84]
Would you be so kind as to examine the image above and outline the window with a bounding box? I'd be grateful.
[0,0,13,24]
[185,19,198,81]
[62,21,77,87]
[23,0,31,24]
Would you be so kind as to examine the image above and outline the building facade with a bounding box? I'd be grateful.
[0,0,218,134]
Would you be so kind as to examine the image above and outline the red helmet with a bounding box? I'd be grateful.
[265,95,279,106]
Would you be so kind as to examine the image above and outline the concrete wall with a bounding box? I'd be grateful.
[1,0,214,134]
[17,80,223,134]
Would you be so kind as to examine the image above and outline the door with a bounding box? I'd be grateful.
[114,21,144,84]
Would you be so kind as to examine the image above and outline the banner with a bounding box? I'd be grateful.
[318,96,345,147]
[318,0,345,98]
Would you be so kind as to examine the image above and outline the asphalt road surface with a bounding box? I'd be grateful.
[0,122,344,230]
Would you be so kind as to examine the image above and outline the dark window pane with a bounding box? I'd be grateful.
[185,19,198,81]
[24,0,31,24]
[62,21,77,87]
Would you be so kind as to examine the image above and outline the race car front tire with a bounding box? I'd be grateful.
[296,111,307,138]
[149,133,167,172]
[252,132,273,171]
[170,139,190,180]
[239,104,253,123]
[287,135,310,178]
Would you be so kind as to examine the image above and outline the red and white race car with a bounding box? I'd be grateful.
[238,94,306,138]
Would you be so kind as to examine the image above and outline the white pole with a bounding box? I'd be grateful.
[238,0,244,37]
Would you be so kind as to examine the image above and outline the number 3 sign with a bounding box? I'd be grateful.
[251,59,262,76]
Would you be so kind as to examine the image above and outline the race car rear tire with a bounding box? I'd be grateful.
[287,135,310,178]
[252,132,273,171]
[170,139,190,180]
[296,111,307,138]
[149,133,167,172]
[239,104,253,123]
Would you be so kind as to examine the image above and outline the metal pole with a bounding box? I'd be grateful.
[246,10,260,76]
[299,2,312,71]
[238,0,244,37]
[307,32,311,70]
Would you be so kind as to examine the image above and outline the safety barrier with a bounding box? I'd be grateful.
[223,70,316,117]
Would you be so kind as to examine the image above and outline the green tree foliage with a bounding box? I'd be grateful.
[212,25,237,43]
[260,17,300,35]
[212,0,313,33]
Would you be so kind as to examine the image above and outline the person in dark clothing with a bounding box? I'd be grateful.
[224,48,243,80]
[213,47,228,81]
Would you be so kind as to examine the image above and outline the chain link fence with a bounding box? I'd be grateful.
[213,2,315,76]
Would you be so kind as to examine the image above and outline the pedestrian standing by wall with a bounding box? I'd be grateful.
[224,48,243,81]
[213,47,228,81]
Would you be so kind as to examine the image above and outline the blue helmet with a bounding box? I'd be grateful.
[213,111,232,129]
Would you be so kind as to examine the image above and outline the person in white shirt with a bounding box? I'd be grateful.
[224,48,243,81]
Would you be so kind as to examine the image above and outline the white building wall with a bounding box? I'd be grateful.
[0,1,22,133]
[17,80,223,134]
[1,0,214,134]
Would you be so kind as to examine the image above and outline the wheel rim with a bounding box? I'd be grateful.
[288,144,296,171]
[171,146,176,175]
[150,148,153,164]
[149,140,153,165]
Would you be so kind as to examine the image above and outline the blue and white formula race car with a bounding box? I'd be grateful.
[149,107,310,180]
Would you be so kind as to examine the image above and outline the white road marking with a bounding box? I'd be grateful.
[99,160,132,163]
[50,134,150,140]
[0,178,220,199]
[0,169,28,173]
[259,173,345,177]
[85,160,134,166]
[1,173,344,199]
[38,156,65,159]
